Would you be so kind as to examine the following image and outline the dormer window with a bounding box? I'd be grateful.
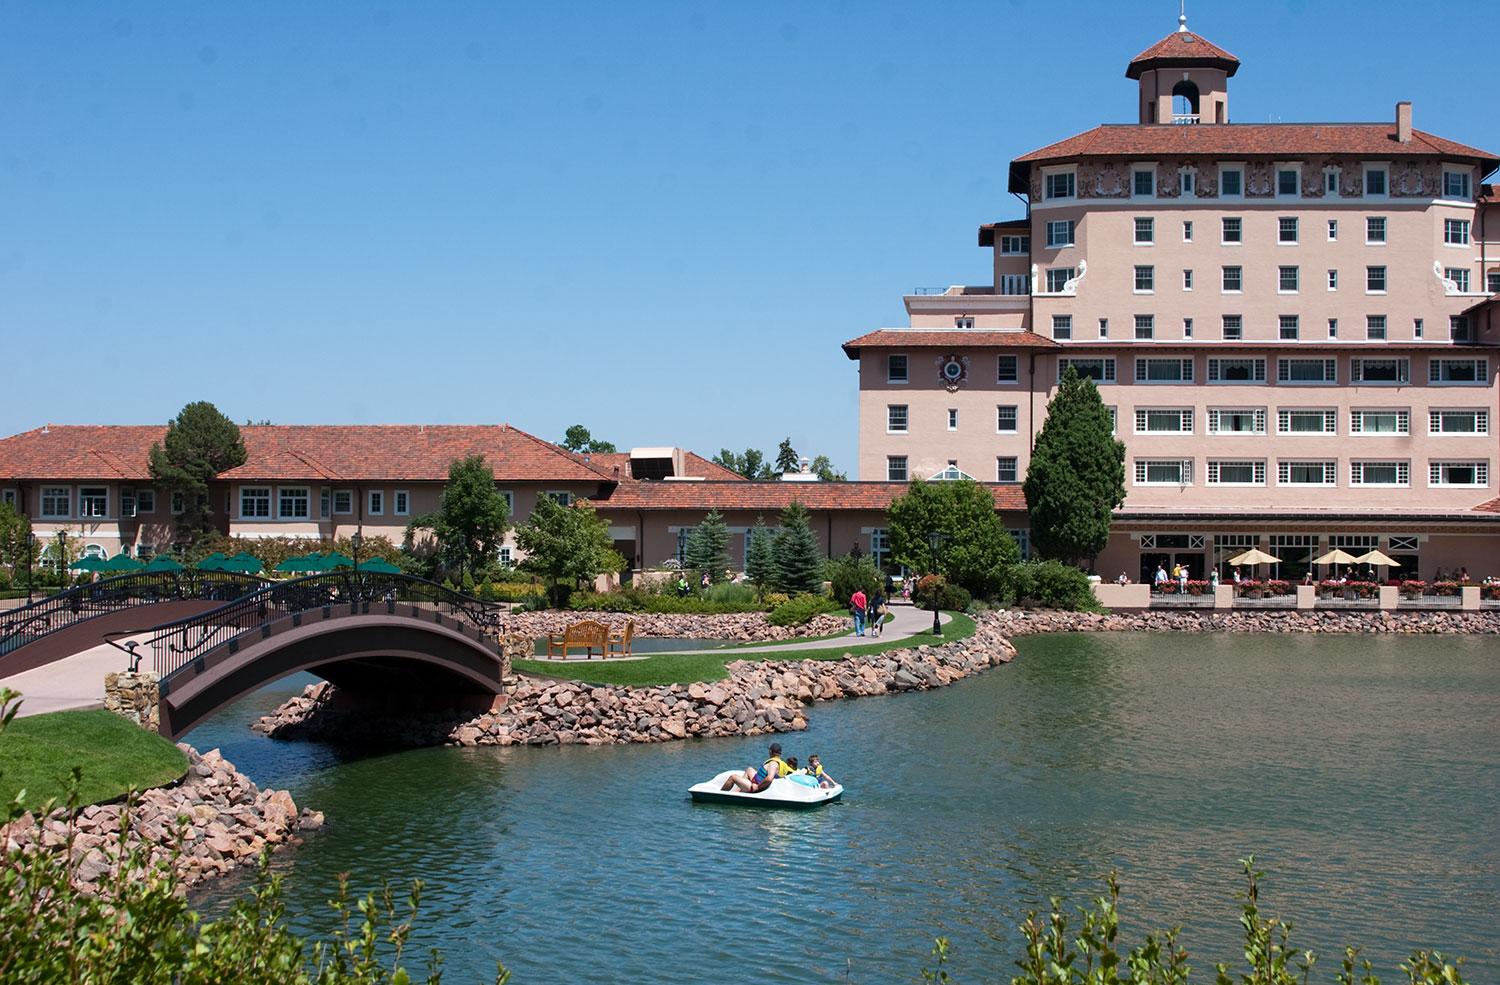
[1364,165,1388,197]
[1219,166,1243,197]
[1443,169,1472,200]
[1179,169,1196,196]
[1276,167,1300,197]
[1132,167,1155,197]
[1045,170,1076,200]
[1324,167,1341,196]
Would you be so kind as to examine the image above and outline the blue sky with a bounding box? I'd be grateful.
[3,1,1495,475]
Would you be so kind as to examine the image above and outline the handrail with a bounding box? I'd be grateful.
[0,570,271,657]
[142,572,509,685]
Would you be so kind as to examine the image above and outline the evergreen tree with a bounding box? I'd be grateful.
[517,495,623,606]
[407,455,510,580]
[684,509,730,583]
[774,438,799,475]
[770,501,824,594]
[887,478,1018,599]
[744,516,774,597]
[560,424,616,454]
[148,402,247,549]
[1023,366,1126,568]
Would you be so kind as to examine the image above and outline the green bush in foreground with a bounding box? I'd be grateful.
[1005,559,1100,612]
[765,592,843,627]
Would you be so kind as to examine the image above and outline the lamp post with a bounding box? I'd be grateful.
[351,529,363,602]
[927,530,944,637]
[57,531,67,586]
[25,531,34,604]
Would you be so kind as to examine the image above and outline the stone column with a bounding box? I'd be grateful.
[103,671,161,731]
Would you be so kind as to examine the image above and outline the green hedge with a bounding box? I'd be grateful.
[766,593,843,627]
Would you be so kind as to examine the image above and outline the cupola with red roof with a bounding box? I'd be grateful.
[1127,8,1238,125]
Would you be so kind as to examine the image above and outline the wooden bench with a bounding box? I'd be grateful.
[608,619,635,658]
[545,619,610,660]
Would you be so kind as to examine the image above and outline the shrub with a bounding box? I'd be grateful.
[1400,579,1427,598]
[824,554,882,606]
[567,590,641,612]
[1005,560,1097,611]
[702,581,756,605]
[910,575,972,613]
[766,593,841,627]
[490,581,545,602]
[1266,579,1292,596]
[763,592,790,609]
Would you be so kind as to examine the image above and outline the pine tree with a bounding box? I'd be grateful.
[771,501,824,594]
[684,509,731,582]
[1023,365,1126,568]
[148,402,248,549]
[744,516,774,597]
[774,438,799,475]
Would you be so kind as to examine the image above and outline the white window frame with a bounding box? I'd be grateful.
[996,456,1019,484]
[1221,265,1243,293]
[996,405,1018,433]
[1365,216,1386,244]
[1327,218,1338,241]
[1052,314,1073,340]
[1046,219,1075,248]
[1428,461,1488,487]
[1349,461,1409,488]
[277,486,311,520]
[946,408,958,432]
[886,353,909,385]
[1133,408,1194,434]
[997,354,1019,384]
[1134,217,1154,245]
[886,404,909,434]
[1182,220,1193,242]
[1043,169,1076,201]
[1444,267,1471,293]
[1207,357,1265,383]
[1278,216,1299,244]
[1278,315,1299,341]
[240,486,272,519]
[1275,164,1301,198]
[1428,358,1488,385]
[1362,163,1388,199]
[1442,169,1472,201]
[999,234,1029,255]
[1206,460,1266,487]
[78,486,108,519]
[999,273,1030,295]
[1207,407,1266,435]
[886,456,908,482]
[1278,409,1338,435]
[135,488,155,514]
[1133,459,1193,486]
[1044,268,1075,293]
[1277,265,1299,294]
[1428,409,1488,436]
[1133,267,1154,294]
[1134,357,1193,384]
[1277,358,1338,385]
[333,489,354,515]
[1277,461,1337,487]
[1364,316,1387,342]
[1218,165,1244,199]
[390,490,407,516]
[1366,265,1387,294]
[1349,409,1409,435]
[1134,314,1155,340]
[1327,269,1338,292]
[367,490,384,516]
[1057,357,1116,383]
[1182,269,1193,292]
[1221,315,1243,341]
[1221,216,1242,245]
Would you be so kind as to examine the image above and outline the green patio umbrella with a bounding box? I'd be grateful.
[195,552,228,571]
[356,556,401,574]
[99,553,145,573]
[69,555,107,573]
[274,553,317,574]
[317,552,354,571]
[142,555,184,573]
[223,552,264,574]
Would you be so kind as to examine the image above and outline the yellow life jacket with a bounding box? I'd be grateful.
[811,764,825,777]
[763,756,790,778]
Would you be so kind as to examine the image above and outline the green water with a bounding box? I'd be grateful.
[187,632,1500,982]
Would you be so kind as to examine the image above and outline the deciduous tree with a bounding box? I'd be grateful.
[888,478,1018,599]
[560,424,616,454]
[516,495,622,606]
[407,455,509,580]
[148,402,247,549]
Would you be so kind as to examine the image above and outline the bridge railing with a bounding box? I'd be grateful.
[144,572,509,684]
[0,570,270,657]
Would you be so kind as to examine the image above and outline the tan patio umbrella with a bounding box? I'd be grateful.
[1312,549,1359,566]
[1227,548,1280,566]
[1354,550,1400,569]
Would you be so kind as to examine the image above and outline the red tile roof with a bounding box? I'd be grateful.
[1475,497,1500,515]
[593,481,1028,513]
[583,451,747,482]
[977,218,1029,246]
[1126,30,1240,79]
[843,330,1058,359]
[0,424,616,484]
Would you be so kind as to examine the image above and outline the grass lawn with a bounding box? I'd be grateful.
[0,709,189,811]
[714,611,894,651]
[513,612,978,687]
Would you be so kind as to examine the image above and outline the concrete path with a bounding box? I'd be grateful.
[0,638,140,718]
[664,603,953,657]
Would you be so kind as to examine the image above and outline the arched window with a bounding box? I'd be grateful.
[1171,80,1200,123]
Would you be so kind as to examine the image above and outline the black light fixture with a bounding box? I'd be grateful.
[351,528,363,598]
[927,530,945,637]
[57,531,67,584]
[25,530,34,604]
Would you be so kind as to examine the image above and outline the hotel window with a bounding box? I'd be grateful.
[1350,461,1408,487]
[1443,170,1472,200]
[319,487,330,519]
[1328,318,1338,338]
[394,490,410,516]
[999,273,1030,295]
[1207,460,1265,486]
[1325,169,1340,195]
[1182,220,1193,242]
[1351,357,1408,384]
[1134,357,1193,383]
[1366,266,1386,293]
[1221,315,1242,341]
[1430,461,1488,487]
[1046,220,1075,248]
[1132,167,1155,197]
[1134,217,1154,244]
[1134,409,1193,433]
[1429,358,1487,384]
[1221,217,1242,243]
[1445,268,1470,292]
[1414,318,1424,339]
[1278,217,1299,243]
[1279,409,1337,434]
[1489,271,1500,294]
[886,353,908,383]
[1180,170,1195,196]
[1134,266,1154,293]
[499,490,514,514]
[1278,315,1299,341]
[886,405,908,433]
[1276,167,1299,196]
[997,354,1019,383]
[1051,314,1072,340]
[954,316,974,329]
[1182,269,1193,291]
[1429,409,1487,434]
[1278,461,1337,486]
[171,492,184,515]
[869,528,891,568]
[886,456,908,482]
[240,487,271,518]
[78,487,108,518]
[0,489,13,509]
[1098,318,1109,338]
[1220,167,1243,197]
[947,409,958,431]
[1366,216,1386,243]
[278,487,310,519]
[1277,358,1337,384]
[1045,268,1075,293]
[1450,316,1471,342]
[498,545,513,567]
[1365,315,1387,341]
[1106,406,1117,432]
[1044,171,1075,200]
[333,490,353,514]
[1327,219,1338,241]
[1278,266,1299,292]
[135,489,155,514]
[1327,269,1338,291]
[1000,234,1029,254]
[996,457,1019,483]
[1208,408,1266,434]
[1350,409,1409,434]
[1058,357,1115,383]
[1134,459,1192,485]
[545,491,572,506]
[367,490,384,516]
[1364,166,1387,196]
[1222,265,1242,292]
[996,406,1018,432]
[1183,318,1193,339]
[1207,357,1264,382]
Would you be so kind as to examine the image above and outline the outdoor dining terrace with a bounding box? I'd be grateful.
[1096,579,1500,612]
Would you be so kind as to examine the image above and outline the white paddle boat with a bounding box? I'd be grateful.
[689,770,843,809]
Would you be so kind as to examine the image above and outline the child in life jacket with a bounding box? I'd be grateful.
[807,754,837,789]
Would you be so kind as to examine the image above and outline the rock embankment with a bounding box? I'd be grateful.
[255,617,1018,747]
[0,746,323,894]
[992,608,1500,635]
[507,611,849,642]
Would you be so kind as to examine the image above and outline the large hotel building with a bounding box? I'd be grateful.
[846,19,1500,580]
[1,20,1497,583]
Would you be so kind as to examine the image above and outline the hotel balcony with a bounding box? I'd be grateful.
[903,285,1029,323]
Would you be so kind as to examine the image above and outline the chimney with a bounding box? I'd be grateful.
[1396,101,1412,144]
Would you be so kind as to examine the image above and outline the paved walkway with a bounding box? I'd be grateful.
[651,603,952,658]
[0,637,142,718]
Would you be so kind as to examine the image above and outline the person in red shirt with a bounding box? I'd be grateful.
[851,588,868,636]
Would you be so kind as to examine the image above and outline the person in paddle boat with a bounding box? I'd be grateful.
[720,742,792,793]
[807,754,837,789]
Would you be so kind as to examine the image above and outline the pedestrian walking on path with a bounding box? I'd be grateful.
[850,588,867,636]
